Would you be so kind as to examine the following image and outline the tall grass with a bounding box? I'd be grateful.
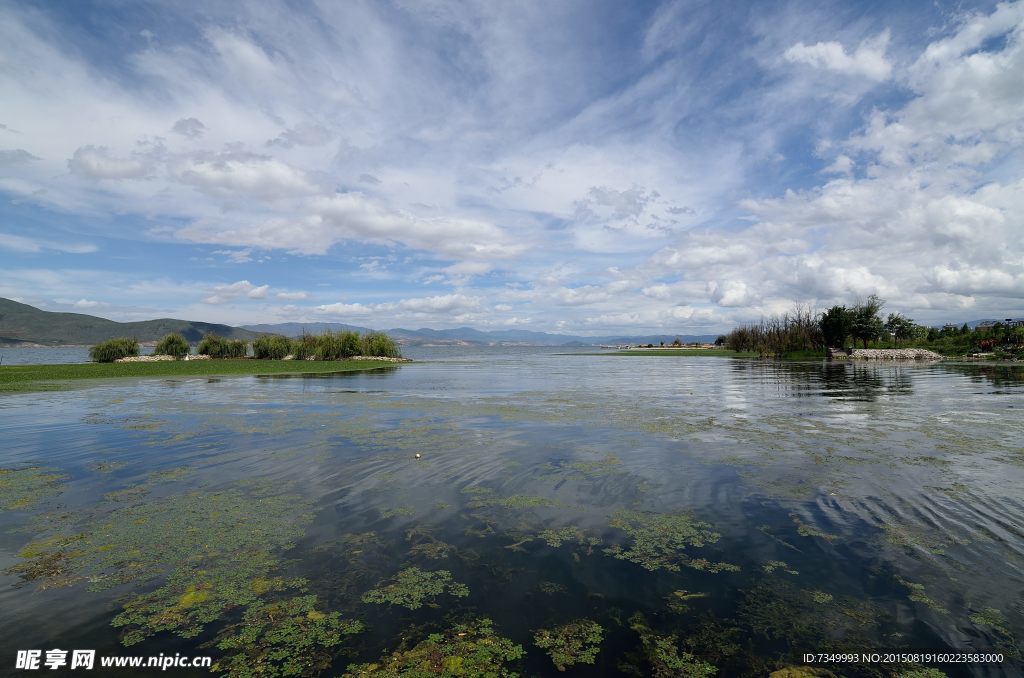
[197,334,247,358]
[252,330,402,360]
[360,331,402,358]
[89,337,140,363]
[292,330,363,360]
[154,333,190,359]
[252,334,292,360]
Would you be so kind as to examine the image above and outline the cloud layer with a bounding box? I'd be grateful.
[0,1,1022,331]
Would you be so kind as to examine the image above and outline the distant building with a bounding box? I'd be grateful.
[1006,318,1024,327]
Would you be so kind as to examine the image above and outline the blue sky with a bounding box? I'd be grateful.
[1,0,1022,333]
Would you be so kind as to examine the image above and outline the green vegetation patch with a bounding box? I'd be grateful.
[0,360,397,393]
[0,467,67,510]
[604,510,736,573]
[763,560,799,575]
[533,619,604,671]
[895,576,947,614]
[89,337,139,363]
[343,618,523,677]
[213,594,363,678]
[463,485,559,510]
[628,613,717,678]
[361,567,469,610]
[8,486,315,646]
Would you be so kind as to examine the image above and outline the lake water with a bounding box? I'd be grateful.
[1,349,1022,676]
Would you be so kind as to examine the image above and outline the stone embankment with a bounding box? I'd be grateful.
[115,354,211,363]
[827,348,943,361]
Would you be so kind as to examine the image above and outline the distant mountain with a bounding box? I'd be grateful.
[0,298,257,345]
[243,320,717,347]
[242,321,372,336]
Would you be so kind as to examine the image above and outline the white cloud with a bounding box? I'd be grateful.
[784,31,892,81]
[68,145,152,180]
[0,233,97,254]
[275,290,308,300]
[203,280,271,304]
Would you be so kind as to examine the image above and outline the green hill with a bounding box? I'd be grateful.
[0,298,258,345]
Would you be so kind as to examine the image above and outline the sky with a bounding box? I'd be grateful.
[1,0,1022,334]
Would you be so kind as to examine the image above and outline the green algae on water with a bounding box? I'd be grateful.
[0,467,67,511]
[212,594,363,678]
[343,618,523,677]
[8,485,316,645]
[361,567,469,610]
[533,619,604,671]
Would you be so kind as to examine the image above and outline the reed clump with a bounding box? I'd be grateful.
[153,333,190,359]
[89,337,140,363]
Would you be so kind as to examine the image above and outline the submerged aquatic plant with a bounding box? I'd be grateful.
[0,467,66,510]
[212,594,363,678]
[343,618,523,677]
[627,613,717,678]
[604,510,735,573]
[361,567,469,610]
[533,619,604,671]
[9,486,316,645]
[895,576,948,614]
[535,526,600,548]
[763,560,799,575]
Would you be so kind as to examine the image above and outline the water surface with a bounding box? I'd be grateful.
[1,349,1021,676]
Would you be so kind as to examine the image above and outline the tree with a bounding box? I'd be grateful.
[884,313,916,345]
[714,335,726,347]
[819,306,853,348]
[851,295,885,349]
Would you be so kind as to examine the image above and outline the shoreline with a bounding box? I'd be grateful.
[0,359,407,394]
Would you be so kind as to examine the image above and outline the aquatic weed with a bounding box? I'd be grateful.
[604,510,735,573]
[212,594,363,677]
[361,567,469,610]
[0,467,67,511]
[627,613,716,678]
[533,619,604,671]
[343,618,523,676]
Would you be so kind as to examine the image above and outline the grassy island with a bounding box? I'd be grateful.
[0,359,400,394]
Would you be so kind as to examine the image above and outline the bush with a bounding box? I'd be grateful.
[154,333,190,359]
[361,331,402,358]
[196,334,247,359]
[89,337,140,363]
[225,339,248,358]
[252,334,292,360]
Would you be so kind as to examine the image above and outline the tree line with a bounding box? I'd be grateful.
[724,296,1023,358]
[89,330,402,363]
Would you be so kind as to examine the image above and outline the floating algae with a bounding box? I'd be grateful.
[666,589,709,614]
[343,618,523,676]
[380,506,415,519]
[0,467,67,511]
[790,514,837,541]
[535,526,601,548]
[895,576,948,614]
[212,594,363,678]
[360,567,469,610]
[462,485,559,510]
[8,485,316,646]
[604,510,737,573]
[763,560,799,575]
[408,541,454,560]
[624,613,716,678]
[147,466,193,483]
[533,619,604,671]
[112,553,305,645]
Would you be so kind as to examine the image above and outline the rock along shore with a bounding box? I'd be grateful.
[828,348,943,361]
